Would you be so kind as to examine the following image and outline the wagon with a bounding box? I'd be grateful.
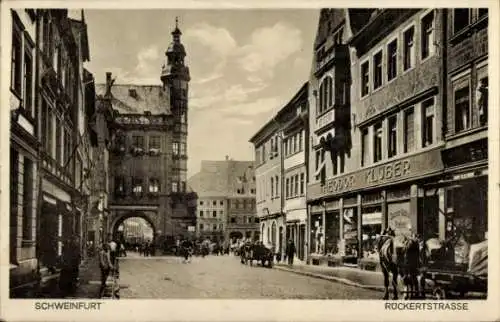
[421,240,487,299]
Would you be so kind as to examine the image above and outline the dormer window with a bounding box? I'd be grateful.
[129,88,138,99]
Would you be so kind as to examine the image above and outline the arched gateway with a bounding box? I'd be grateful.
[110,211,158,244]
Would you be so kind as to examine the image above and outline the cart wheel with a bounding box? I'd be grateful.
[433,287,446,300]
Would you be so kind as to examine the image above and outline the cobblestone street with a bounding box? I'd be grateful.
[116,253,380,299]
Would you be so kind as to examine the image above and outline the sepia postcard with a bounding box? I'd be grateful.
[0,0,499,321]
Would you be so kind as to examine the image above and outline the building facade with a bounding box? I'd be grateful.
[8,9,95,297]
[307,9,451,269]
[188,159,258,243]
[251,83,309,258]
[100,21,196,250]
[282,83,309,262]
[438,8,488,255]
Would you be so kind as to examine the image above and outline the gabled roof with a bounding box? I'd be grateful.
[95,84,170,115]
[188,160,255,198]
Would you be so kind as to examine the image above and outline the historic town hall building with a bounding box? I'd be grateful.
[95,20,197,250]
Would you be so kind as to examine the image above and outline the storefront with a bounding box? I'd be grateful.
[307,147,445,268]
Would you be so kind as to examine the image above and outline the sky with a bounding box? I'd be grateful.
[78,9,319,177]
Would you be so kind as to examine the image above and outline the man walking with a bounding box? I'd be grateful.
[286,239,296,266]
[108,234,119,275]
[98,243,114,298]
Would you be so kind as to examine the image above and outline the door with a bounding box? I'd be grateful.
[299,224,306,260]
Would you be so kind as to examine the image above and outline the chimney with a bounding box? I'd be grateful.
[106,72,112,85]
[225,155,229,161]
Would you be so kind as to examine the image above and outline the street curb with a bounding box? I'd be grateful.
[274,265,384,293]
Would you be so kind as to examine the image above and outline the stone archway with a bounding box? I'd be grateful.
[110,211,157,246]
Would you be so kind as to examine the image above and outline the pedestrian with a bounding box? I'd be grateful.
[286,239,296,266]
[108,234,119,275]
[98,243,114,298]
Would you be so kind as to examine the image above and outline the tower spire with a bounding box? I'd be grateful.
[175,16,179,29]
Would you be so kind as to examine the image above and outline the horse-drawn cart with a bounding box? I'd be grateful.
[421,239,487,299]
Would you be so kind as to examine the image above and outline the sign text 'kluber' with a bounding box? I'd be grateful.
[320,160,412,195]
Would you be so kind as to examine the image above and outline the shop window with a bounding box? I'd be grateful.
[373,123,383,163]
[478,8,488,18]
[311,214,324,254]
[387,39,398,81]
[388,116,397,158]
[421,11,435,60]
[404,107,415,153]
[361,128,369,166]
[403,26,415,71]
[373,50,383,89]
[453,9,470,34]
[361,207,382,259]
[360,61,370,97]
[343,208,358,262]
[325,211,340,255]
[422,97,435,147]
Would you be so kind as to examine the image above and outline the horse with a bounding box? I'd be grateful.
[377,227,423,300]
[240,242,254,265]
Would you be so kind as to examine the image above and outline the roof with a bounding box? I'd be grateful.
[188,160,255,198]
[314,9,346,50]
[95,84,170,115]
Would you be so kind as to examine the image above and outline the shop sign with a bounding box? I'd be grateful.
[388,203,412,237]
[310,148,443,199]
[362,212,382,225]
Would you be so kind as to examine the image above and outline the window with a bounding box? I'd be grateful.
[373,123,383,163]
[478,8,488,18]
[180,181,186,192]
[404,107,415,153]
[149,178,160,193]
[361,61,370,97]
[213,200,216,206]
[11,20,23,95]
[286,178,290,198]
[387,39,398,81]
[251,188,255,194]
[199,223,204,231]
[453,9,470,34]
[220,224,223,230]
[200,200,204,205]
[403,26,415,71]
[373,51,383,89]
[361,128,369,166]
[219,210,223,215]
[199,211,204,217]
[319,76,333,113]
[149,136,160,149]
[213,211,217,218]
[132,178,143,197]
[262,144,266,163]
[271,177,274,197]
[422,98,435,147]
[23,48,33,113]
[270,138,274,160]
[41,99,53,155]
[293,135,297,153]
[180,111,187,124]
[220,200,224,205]
[231,217,236,223]
[421,11,435,60]
[132,135,144,148]
[294,174,299,197]
[298,132,303,151]
[114,176,125,196]
[22,157,34,241]
[283,138,288,156]
[332,150,338,176]
[172,142,179,155]
[275,176,279,197]
[388,116,397,158]
[454,85,470,133]
[171,182,178,193]
[300,173,305,195]
[55,118,62,164]
[290,176,295,196]
[180,143,186,156]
